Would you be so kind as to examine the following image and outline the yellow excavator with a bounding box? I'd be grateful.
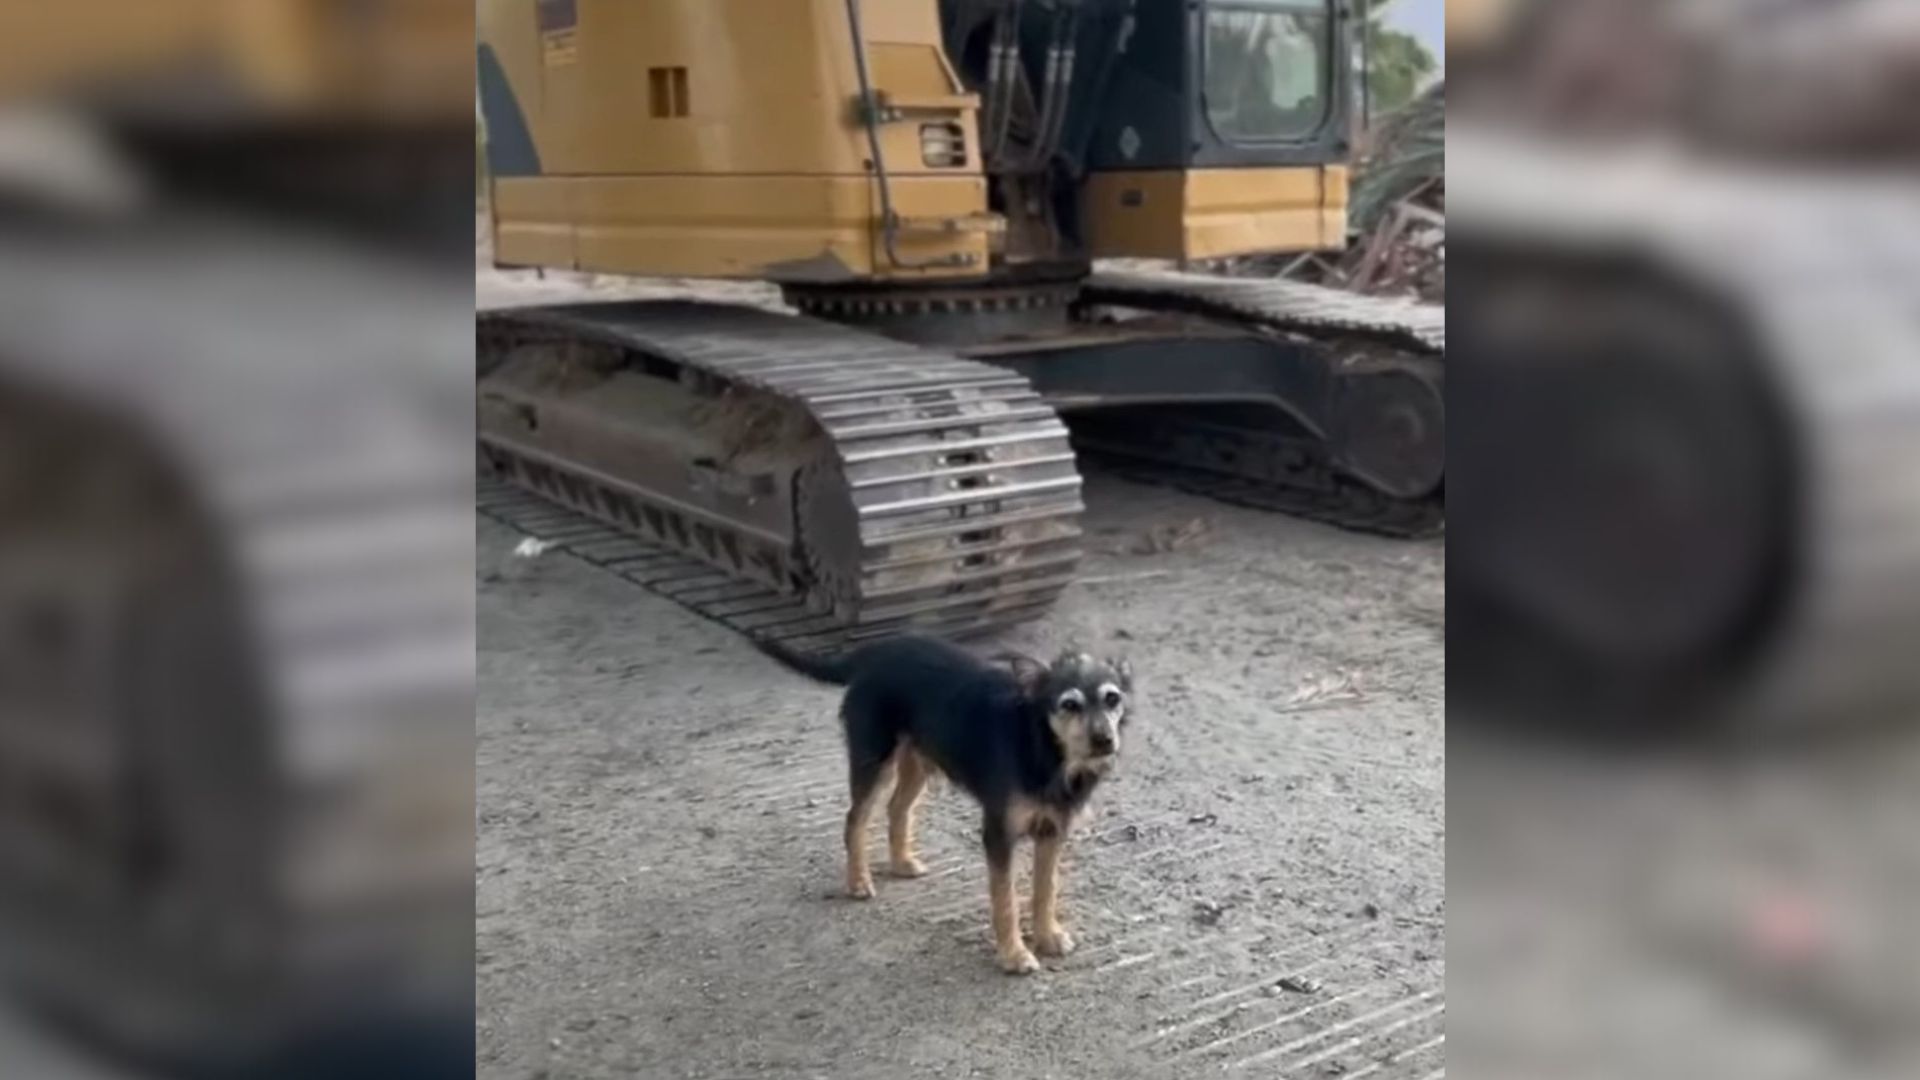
[477,0,1446,655]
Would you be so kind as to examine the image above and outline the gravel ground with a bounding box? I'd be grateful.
[476,462,1446,1079]
[1449,726,1920,1080]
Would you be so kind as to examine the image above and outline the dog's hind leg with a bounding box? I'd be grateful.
[842,740,896,900]
[886,747,930,878]
[983,815,1038,974]
[1031,830,1074,957]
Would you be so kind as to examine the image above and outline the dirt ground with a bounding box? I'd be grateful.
[476,453,1446,1079]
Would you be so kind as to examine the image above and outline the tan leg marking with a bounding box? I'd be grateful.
[843,750,896,900]
[989,857,1039,974]
[1031,833,1074,957]
[1005,794,1041,838]
[886,747,930,878]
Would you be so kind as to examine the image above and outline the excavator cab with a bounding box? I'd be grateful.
[1058,0,1360,260]
[1067,0,1357,171]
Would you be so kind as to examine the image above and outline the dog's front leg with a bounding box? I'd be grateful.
[984,817,1037,974]
[1030,832,1074,957]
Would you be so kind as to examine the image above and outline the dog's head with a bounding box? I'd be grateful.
[1007,649,1135,772]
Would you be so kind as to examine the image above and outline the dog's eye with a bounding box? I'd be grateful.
[1057,692,1084,714]
[1102,689,1124,710]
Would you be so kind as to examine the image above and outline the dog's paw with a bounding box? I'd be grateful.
[846,877,875,900]
[1033,929,1076,957]
[888,856,928,878]
[999,947,1041,975]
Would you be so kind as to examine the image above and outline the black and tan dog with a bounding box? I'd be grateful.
[761,634,1134,974]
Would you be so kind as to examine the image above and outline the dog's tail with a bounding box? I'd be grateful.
[752,635,856,685]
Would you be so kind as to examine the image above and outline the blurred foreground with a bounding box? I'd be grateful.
[1450,0,1920,1077]
[0,3,473,1077]
[1450,0,1920,731]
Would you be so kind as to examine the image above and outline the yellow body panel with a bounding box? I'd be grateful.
[571,177,876,282]
[1445,0,1523,50]
[1083,167,1350,262]
[481,0,991,283]
[495,173,990,282]
[0,0,472,119]
[492,178,579,268]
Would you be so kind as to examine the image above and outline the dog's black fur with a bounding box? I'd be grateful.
[760,633,1135,973]
[765,636,1121,819]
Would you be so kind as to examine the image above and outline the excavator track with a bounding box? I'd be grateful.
[0,224,473,1066]
[475,475,893,650]
[477,302,1085,658]
[1073,269,1446,538]
[1094,449,1446,539]
[1083,268,1446,353]
[1451,129,1920,724]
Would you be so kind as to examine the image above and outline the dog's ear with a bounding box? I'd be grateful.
[1112,657,1134,691]
[998,652,1049,694]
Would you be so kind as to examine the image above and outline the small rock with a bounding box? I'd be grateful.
[1277,974,1323,993]
[515,538,555,559]
[1360,902,1380,920]
[1112,628,1134,640]
[1132,517,1212,554]
[1192,900,1227,926]
[549,1037,561,1050]
[698,825,719,839]
[1188,812,1218,826]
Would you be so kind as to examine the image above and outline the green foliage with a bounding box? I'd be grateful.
[1351,81,1443,231]
[1363,2,1438,116]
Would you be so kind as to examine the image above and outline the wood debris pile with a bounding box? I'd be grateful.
[1220,83,1445,303]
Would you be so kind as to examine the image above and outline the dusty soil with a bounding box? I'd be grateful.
[476,461,1446,1079]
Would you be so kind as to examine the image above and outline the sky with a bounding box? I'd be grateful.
[1384,0,1446,70]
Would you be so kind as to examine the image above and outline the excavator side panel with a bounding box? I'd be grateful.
[1081,164,1349,261]
[478,0,993,282]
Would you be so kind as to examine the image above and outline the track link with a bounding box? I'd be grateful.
[478,302,1085,657]
[1095,457,1446,539]
[477,476,957,655]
